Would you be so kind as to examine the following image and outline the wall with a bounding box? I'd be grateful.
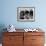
[0,0,46,43]
[0,0,46,29]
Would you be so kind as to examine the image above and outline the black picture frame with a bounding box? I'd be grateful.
[17,7,35,22]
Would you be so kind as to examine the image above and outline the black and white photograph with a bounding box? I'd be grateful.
[17,7,35,22]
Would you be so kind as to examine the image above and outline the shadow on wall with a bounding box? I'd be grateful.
[0,24,7,43]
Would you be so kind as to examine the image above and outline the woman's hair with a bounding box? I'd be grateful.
[20,11,24,16]
[25,10,29,15]
[30,10,33,16]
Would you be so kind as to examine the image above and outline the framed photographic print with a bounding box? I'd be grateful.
[17,7,35,22]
